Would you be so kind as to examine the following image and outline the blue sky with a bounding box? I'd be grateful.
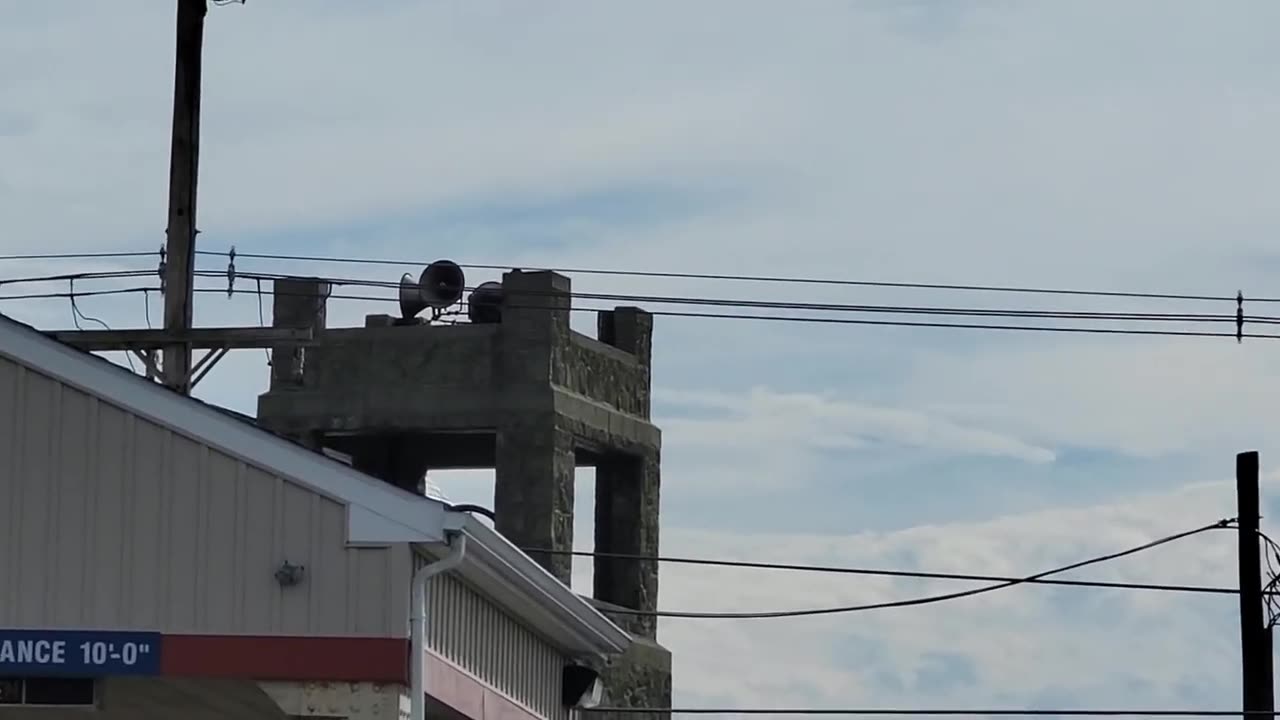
[5,0,1280,714]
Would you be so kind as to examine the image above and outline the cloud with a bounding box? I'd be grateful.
[900,337,1280,459]
[621,476,1254,712]
[659,386,1056,468]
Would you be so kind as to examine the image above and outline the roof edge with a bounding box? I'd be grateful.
[420,516,631,659]
[0,314,450,544]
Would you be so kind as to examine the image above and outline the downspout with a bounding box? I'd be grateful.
[410,531,468,720]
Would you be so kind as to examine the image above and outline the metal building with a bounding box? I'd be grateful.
[0,312,631,719]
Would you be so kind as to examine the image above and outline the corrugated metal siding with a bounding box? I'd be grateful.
[0,357,408,637]
[418,554,568,720]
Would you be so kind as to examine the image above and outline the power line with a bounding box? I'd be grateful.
[0,287,154,301]
[582,709,1274,716]
[0,269,157,286]
[3,247,1278,304]
[2,281,1277,341]
[0,251,155,262]
[7,267,1258,329]
[589,519,1234,619]
[193,248,1255,303]
[3,271,1277,341]
[211,268,1270,325]
[539,548,1249,597]
[184,285,1280,340]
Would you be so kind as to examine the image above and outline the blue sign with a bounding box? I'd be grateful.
[0,630,162,677]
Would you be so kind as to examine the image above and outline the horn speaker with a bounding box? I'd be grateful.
[420,260,466,308]
[398,260,466,319]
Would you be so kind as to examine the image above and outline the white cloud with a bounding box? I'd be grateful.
[623,476,1256,711]
[659,386,1056,468]
[901,337,1280,459]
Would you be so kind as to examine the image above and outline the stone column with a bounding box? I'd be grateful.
[494,418,576,585]
[497,270,571,385]
[269,277,330,389]
[597,307,653,418]
[594,449,661,639]
[492,270,577,584]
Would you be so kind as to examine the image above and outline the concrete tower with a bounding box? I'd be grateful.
[256,269,670,710]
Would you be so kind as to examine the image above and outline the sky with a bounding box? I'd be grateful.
[5,0,1280,716]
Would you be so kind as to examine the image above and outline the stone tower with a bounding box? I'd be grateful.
[256,269,670,709]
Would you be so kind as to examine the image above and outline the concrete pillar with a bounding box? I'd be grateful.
[597,307,653,419]
[594,450,660,639]
[497,270,571,385]
[269,277,330,389]
[494,419,576,584]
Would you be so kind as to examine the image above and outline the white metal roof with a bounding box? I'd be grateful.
[0,313,631,659]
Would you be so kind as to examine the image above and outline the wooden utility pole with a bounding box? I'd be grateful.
[162,0,207,394]
[47,1,314,385]
[1236,450,1274,719]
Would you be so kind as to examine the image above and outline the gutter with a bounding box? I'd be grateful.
[457,516,632,655]
[410,531,468,720]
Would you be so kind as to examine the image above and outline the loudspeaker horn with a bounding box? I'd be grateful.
[398,272,428,319]
[420,260,466,309]
[467,281,504,324]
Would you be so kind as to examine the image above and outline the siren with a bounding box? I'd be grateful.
[397,273,427,320]
[397,260,466,320]
[420,260,466,308]
[467,281,504,324]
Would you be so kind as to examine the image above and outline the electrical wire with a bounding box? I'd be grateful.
[581,709,1276,716]
[1257,530,1280,628]
[0,251,155,262]
[3,267,1276,340]
[1,272,1267,340]
[1,248,1267,304]
[191,248,1259,303]
[184,284,1280,340]
[0,269,157,286]
[3,266,1242,328]
[589,519,1235,619]
[536,548,1251,597]
[0,287,154,301]
[67,280,136,373]
[207,268,1273,326]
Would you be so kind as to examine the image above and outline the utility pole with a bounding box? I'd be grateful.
[1236,450,1274,719]
[46,2,313,386]
[161,0,207,394]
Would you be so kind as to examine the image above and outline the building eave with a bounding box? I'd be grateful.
[417,516,632,660]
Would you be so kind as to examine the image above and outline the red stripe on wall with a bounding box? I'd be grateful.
[161,635,409,684]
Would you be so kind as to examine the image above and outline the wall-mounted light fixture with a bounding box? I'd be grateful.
[274,561,306,587]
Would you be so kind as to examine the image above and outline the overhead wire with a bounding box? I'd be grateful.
[0,269,157,286]
[67,279,136,373]
[182,283,1280,340]
[581,708,1279,716]
[0,248,1274,303]
[207,268,1270,325]
[0,251,155,262]
[190,248,1259,303]
[569,519,1236,619]
[0,287,154,301]
[3,263,1278,340]
[537,547,1253,597]
[1257,530,1280,628]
